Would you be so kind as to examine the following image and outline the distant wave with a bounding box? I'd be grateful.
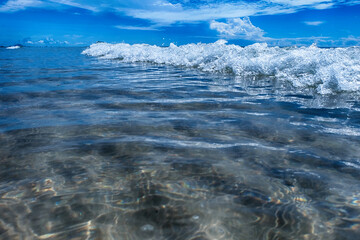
[82,40,360,94]
[6,45,21,49]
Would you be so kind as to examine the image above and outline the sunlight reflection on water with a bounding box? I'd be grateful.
[0,48,360,239]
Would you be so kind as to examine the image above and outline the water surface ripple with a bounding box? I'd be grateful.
[0,47,360,240]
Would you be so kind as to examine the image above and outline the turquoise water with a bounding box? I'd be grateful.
[0,47,360,239]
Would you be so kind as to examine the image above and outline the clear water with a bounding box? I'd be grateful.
[0,47,360,240]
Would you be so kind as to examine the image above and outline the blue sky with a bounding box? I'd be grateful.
[0,0,360,47]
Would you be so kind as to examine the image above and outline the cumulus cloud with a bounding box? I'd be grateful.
[210,17,266,41]
[304,21,325,26]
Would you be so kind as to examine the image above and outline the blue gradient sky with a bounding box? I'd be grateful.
[0,0,359,47]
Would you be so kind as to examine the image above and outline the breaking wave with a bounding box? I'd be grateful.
[82,40,360,94]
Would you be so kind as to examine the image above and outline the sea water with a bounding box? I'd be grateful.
[0,43,359,239]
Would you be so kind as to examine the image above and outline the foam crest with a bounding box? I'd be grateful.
[82,41,360,94]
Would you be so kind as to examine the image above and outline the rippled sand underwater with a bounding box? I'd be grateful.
[0,47,360,240]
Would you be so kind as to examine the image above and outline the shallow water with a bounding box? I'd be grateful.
[0,47,360,240]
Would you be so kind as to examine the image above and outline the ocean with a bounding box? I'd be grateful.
[0,43,360,239]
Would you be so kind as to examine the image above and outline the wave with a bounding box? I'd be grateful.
[6,45,21,49]
[82,40,360,94]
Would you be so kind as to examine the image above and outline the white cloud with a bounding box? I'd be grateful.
[47,0,98,12]
[304,21,325,26]
[0,0,359,26]
[210,17,266,41]
[269,0,332,7]
[115,25,160,31]
[126,3,259,24]
[24,37,69,45]
[0,0,43,12]
[107,0,358,25]
[209,17,331,43]
[64,34,83,38]
[313,3,334,9]
[341,36,360,45]
[153,1,181,9]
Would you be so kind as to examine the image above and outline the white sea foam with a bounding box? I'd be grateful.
[6,46,20,49]
[82,41,360,94]
[322,126,360,137]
